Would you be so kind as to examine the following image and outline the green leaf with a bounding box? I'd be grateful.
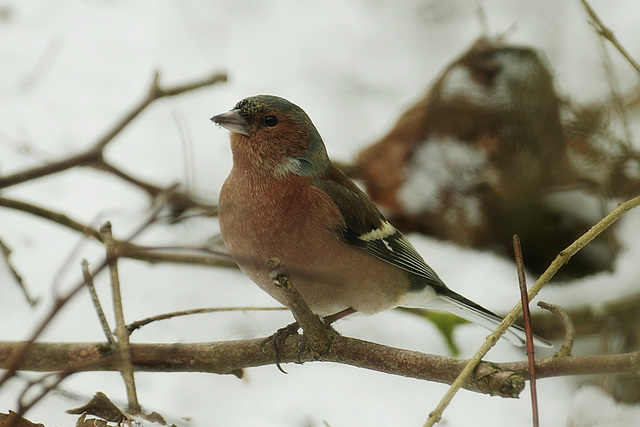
[398,307,469,356]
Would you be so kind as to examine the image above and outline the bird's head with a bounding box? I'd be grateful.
[211,95,330,178]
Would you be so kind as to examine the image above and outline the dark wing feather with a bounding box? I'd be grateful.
[356,229,445,288]
[312,166,448,291]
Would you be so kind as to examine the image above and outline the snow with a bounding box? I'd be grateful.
[398,136,487,221]
[568,386,640,427]
[438,46,550,111]
[2,0,640,426]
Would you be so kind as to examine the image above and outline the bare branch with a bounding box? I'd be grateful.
[0,201,169,389]
[0,71,227,190]
[3,339,640,398]
[90,160,218,217]
[0,196,236,269]
[101,221,140,413]
[0,339,521,397]
[0,238,37,306]
[0,197,102,241]
[538,302,575,357]
[425,194,640,426]
[513,235,539,427]
[82,259,116,348]
[126,306,286,334]
[580,0,640,75]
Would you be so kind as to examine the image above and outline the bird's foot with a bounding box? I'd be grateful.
[262,321,300,374]
[262,308,355,373]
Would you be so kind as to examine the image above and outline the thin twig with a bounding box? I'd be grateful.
[579,0,640,75]
[9,371,73,427]
[0,197,102,241]
[513,235,539,427]
[424,194,640,426]
[0,71,227,189]
[0,199,168,392]
[90,160,218,217]
[0,196,236,268]
[101,222,140,414]
[597,34,634,149]
[538,302,575,357]
[0,238,37,306]
[126,306,287,334]
[0,256,109,390]
[82,259,116,348]
[172,110,195,192]
[122,246,236,268]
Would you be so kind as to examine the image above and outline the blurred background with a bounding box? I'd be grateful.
[1,0,640,426]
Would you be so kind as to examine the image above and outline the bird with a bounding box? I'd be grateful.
[210,94,550,347]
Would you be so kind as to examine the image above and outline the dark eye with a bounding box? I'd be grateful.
[264,115,278,127]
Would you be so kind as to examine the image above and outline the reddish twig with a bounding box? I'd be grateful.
[513,235,539,427]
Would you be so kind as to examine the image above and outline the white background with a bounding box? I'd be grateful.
[1,1,640,426]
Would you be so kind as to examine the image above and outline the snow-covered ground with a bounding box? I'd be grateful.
[1,1,640,426]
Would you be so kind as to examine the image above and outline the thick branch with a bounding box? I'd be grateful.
[0,338,523,397]
[1,337,639,400]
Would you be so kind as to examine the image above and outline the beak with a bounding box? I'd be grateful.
[210,109,250,136]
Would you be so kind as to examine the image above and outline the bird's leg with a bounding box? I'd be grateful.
[262,307,356,373]
[295,308,356,362]
[289,308,356,367]
[322,307,357,325]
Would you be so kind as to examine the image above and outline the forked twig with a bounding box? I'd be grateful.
[0,196,236,269]
[101,222,139,414]
[0,196,171,390]
[0,71,227,190]
[82,259,116,348]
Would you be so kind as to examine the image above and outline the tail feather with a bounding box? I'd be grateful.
[439,290,552,348]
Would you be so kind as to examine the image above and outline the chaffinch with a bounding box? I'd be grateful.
[211,94,550,347]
